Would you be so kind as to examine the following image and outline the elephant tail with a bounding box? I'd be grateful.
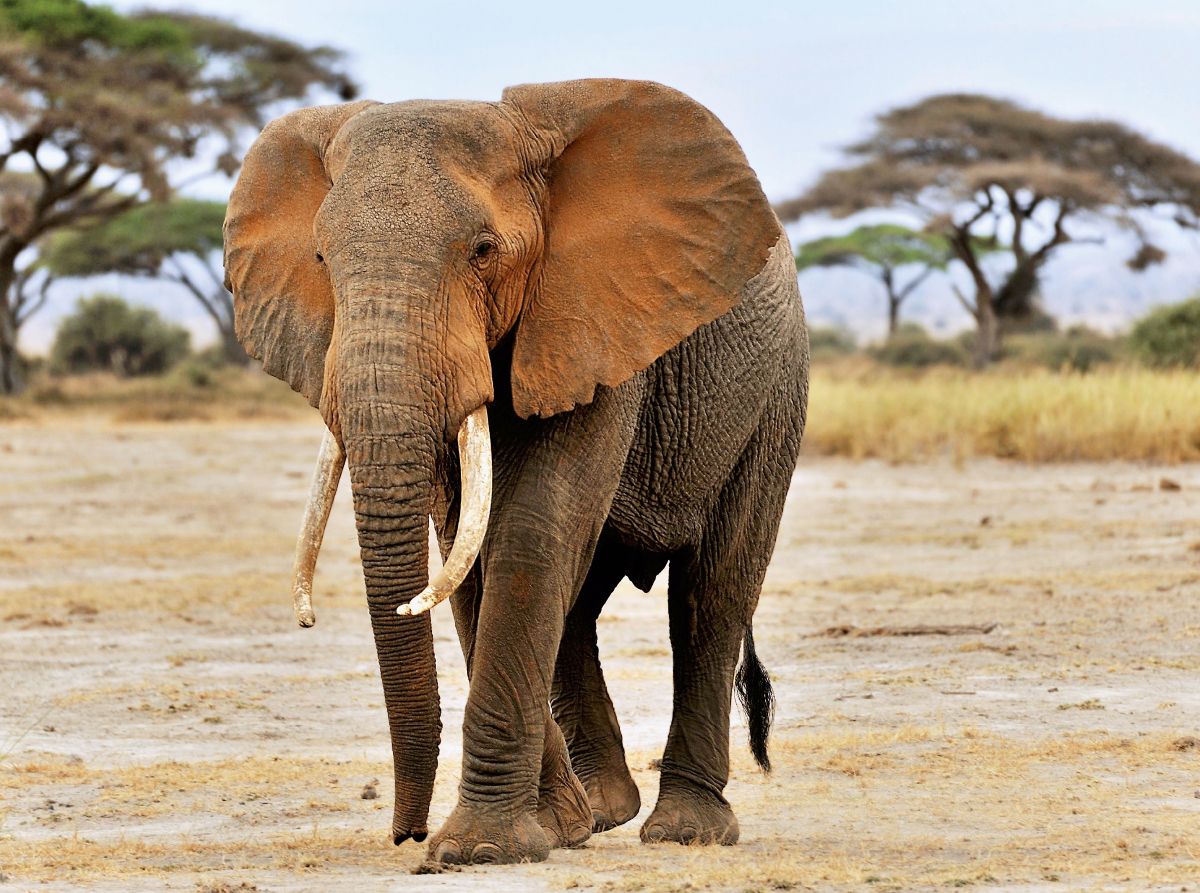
[735,624,774,773]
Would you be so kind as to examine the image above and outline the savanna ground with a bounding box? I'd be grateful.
[2,369,1200,893]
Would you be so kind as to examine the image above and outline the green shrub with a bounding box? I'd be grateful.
[869,323,967,368]
[50,294,190,376]
[808,326,857,360]
[1129,297,1200,368]
[170,358,215,388]
[1007,326,1121,373]
[194,343,234,369]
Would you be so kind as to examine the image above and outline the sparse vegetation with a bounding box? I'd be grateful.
[49,294,190,377]
[4,421,1200,890]
[1128,295,1200,369]
[0,0,358,394]
[39,200,249,365]
[795,225,955,335]
[804,364,1200,462]
[777,94,1200,365]
[807,326,858,361]
[1004,325,1122,373]
[868,323,968,368]
[0,361,309,422]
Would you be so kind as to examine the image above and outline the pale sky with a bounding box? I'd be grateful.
[20,0,1200,351]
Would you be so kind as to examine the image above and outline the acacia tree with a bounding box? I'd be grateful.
[38,199,247,364]
[795,224,953,336]
[0,0,357,393]
[776,94,1200,366]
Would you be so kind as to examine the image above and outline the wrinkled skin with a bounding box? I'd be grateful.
[223,79,809,866]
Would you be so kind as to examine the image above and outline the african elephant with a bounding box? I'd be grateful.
[223,78,808,866]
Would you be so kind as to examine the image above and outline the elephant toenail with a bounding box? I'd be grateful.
[433,841,462,864]
[679,826,698,844]
[470,842,504,864]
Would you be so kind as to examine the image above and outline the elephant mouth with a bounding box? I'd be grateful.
[287,404,492,627]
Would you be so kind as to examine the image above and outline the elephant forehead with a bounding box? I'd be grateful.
[332,100,518,182]
[320,101,525,241]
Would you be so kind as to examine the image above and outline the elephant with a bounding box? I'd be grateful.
[223,78,809,866]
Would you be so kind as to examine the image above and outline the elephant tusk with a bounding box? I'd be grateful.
[398,406,492,617]
[291,427,345,628]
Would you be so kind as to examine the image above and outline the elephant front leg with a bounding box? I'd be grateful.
[448,559,591,850]
[427,585,558,865]
[428,387,639,866]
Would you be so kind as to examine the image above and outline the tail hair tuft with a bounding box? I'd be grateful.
[735,624,774,772]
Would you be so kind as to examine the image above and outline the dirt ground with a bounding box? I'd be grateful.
[2,418,1199,893]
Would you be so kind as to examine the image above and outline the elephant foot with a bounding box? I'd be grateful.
[427,802,553,865]
[579,761,641,832]
[640,776,739,846]
[537,767,593,848]
[538,716,593,848]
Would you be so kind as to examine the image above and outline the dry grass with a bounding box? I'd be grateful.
[8,363,1200,463]
[0,367,310,423]
[6,727,1199,888]
[0,754,420,878]
[566,727,1200,892]
[0,571,310,621]
[804,362,1200,462]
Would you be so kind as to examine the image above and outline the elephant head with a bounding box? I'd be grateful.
[222,79,779,843]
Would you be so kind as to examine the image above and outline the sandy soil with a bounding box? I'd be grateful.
[2,419,1200,892]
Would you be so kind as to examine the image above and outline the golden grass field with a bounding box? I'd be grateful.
[10,361,1200,462]
[2,369,1200,892]
[806,361,1200,463]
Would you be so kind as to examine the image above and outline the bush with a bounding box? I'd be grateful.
[1129,297,1200,368]
[808,326,857,360]
[50,294,190,376]
[1007,326,1121,373]
[869,323,967,368]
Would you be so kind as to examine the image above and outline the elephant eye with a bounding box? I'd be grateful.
[315,252,324,263]
[473,239,494,261]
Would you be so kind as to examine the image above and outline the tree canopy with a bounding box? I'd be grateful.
[39,198,246,363]
[41,199,224,278]
[777,94,1200,364]
[0,0,358,392]
[795,224,952,334]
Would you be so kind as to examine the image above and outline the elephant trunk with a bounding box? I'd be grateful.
[338,310,448,845]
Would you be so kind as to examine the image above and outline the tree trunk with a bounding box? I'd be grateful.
[0,312,23,395]
[882,267,899,337]
[993,261,1039,322]
[220,324,251,366]
[0,257,24,396]
[973,295,999,369]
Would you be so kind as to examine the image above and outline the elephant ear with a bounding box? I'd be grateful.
[223,100,378,407]
[502,79,779,418]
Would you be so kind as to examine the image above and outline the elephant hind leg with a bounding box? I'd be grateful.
[552,528,645,832]
[642,390,802,847]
